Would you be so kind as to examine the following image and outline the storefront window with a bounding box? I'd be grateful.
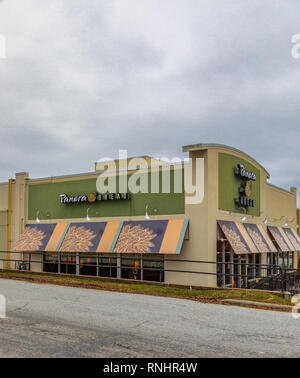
[254,254,261,278]
[267,253,278,275]
[43,253,59,273]
[266,252,295,274]
[289,252,294,269]
[99,254,117,278]
[43,252,164,282]
[278,252,285,268]
[80,255,97,276]
[120,255,164,282]
[60,254,76,275]
[217,251,233,286]
[279,252,295,270]
[142,255,164,282]
[120,255,140,280]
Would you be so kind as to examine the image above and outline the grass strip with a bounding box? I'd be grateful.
[0,271,291,307]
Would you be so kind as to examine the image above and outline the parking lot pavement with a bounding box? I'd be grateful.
[0,279,299,358]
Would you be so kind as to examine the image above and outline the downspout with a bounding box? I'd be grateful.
[7,179,13,269]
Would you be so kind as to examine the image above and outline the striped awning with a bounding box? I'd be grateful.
[217,220,277,254]
[282,228,300,251]
[14,223,58,252]
[268,226,300,252]
[14,222,118,253]
[243,223,277,253]
[113,219,189,254]
[14,219,189,255]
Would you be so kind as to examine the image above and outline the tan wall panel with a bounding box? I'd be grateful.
[0,210,7,268]
[266,185,297,226]
[164,150,215,287]
[0,184,8,211]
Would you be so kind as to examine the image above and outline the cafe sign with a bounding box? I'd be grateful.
[234,164,256,208]
[59,192,130,204]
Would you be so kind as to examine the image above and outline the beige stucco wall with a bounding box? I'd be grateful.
[0,210,7,268]
[0,184,8,268]
[5,174,29,269]
[164,149,214,287]
[11,173,28,247]
[265,184,298,268]
[266,184,297,226]
[0,184,8,211]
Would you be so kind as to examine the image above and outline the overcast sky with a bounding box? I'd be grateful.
[0,1,300,197]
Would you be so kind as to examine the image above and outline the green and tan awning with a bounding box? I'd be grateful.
[14,219,189,255]
[217,220,277,254]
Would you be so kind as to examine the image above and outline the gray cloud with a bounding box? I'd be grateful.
[0,0,300,201]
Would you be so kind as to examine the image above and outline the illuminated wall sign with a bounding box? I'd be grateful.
[59,192,130,204]
[239,196,255,207]
[219,153,260,216]
[234,164,256,208]
[235,164,257,181]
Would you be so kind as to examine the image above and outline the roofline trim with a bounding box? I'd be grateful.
[182,143,270,178]
[94,155,164,166]
[27,162,184,183]
[266,182,295,195]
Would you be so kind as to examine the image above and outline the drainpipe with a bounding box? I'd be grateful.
[7,179,13,269]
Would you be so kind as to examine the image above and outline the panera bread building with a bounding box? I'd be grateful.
[0,143,300,288]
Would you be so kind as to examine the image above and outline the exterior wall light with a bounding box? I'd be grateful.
[282,217,295,227]
[86,208,91,222]
[272,216,291,226]
[263,217,268,225]
[238,207,247,222]
[36,210,40,223]
[145,204,150,220]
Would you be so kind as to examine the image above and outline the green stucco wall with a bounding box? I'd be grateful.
[218,153,260,216]
[28,170,184,220]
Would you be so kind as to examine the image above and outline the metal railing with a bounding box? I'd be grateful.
[0,251,299,293]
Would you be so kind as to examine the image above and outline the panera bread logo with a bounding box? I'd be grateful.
[234,164,256,208]
[59,192,130,204]
[235,164,256,181]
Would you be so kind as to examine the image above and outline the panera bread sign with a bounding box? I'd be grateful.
[59,192,130,204]
[234,164,256,208]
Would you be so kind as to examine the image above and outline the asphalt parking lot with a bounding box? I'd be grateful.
[0,279,299,358]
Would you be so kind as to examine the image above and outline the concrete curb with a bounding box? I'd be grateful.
[221,299,294,312]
